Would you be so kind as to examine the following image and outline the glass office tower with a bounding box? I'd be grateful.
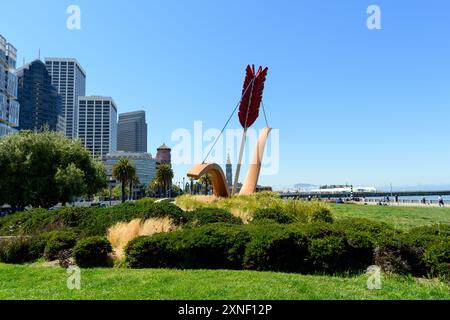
[15,60,62,131]
[117,110,148,153]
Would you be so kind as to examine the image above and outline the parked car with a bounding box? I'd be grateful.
[0,207,12,216]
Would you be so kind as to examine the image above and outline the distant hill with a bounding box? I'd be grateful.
[377,184,450,192]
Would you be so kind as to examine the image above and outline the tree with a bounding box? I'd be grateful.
[170,185,183,197]
[147,176,162,198]
[154,164,174,198]
[198,174,212,195]
[129,175,140,201]
[112,157,136,203]
[0,130,107,212]
[55,163,86,206]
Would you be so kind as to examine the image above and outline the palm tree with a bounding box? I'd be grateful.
[112,157,136,203]
[148,176,161,197]
[129,175,140,201]
[189,177,194,195]
[155,164,174,198]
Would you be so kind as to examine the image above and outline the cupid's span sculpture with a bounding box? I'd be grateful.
[187,65,271,198]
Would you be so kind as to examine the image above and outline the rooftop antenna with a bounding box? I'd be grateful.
[38,49,41,60]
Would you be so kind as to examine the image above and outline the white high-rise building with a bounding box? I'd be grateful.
[45,58,86,138]
[77,96,117,158]
[0,34,20,137]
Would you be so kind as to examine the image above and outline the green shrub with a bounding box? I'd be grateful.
[125,233,182,269]
[252,208,294,224]
[73,236,112,268]
[308,236,350,273]
[374,235,426,276]
[243,224,309,272]
[126,224,251,269]
[181,224,251,269]
[342,229,375,270]
[423,240,450,280]
[374,225,450,277]
[53,207,91,229]
[138,202,188,224]
[334,218,399,270]
[404,224,450,248]
[125,222,374,275]
[294,221,338,239]
[43,231,77,261]
[134,197,156,205]
[0,238,33,263]
[0,208,54,236]
[188,208,242,226]
[27,232,56,259]
[334,218,396,241]
[408,224,450,238]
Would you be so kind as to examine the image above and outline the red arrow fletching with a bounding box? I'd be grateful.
[238,65,268,129]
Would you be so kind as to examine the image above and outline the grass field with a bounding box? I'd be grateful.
[330,203,450,230]
[0,263,448,300]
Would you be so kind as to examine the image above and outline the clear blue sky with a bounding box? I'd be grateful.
[2,0,450,189]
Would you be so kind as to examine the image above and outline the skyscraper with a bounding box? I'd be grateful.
[45,58,86,138]
[117,110,147,153]
[226,153,233,189]
[15,60,62,131]
[0,34,20,136]
[77,96,117,157]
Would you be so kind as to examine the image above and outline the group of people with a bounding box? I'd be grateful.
[421,196,445,207]
[370,195,446,207]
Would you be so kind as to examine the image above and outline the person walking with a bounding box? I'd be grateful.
[438,196,444,207]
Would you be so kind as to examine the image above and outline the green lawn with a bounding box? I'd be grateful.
[330,204,450,230]
[0,263,448,300]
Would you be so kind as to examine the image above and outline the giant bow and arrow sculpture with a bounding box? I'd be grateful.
[232,65,269,195]
[187,64,270,198]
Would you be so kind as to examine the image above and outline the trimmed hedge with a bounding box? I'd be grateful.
[374,224,449,279]
[243,224,309,272]
[181,224,250,269]
[126,224,251,269]
[73,236,112,268]
[126,222,371,274]
[125,221,449,278]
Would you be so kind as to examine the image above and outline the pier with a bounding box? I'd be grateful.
[279,190,450,200]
